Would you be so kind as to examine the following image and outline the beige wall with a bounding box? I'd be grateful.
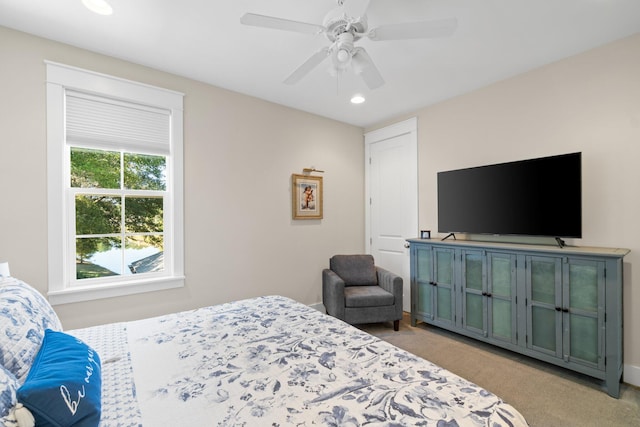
[0,26,364,329]
[369,33,640,382]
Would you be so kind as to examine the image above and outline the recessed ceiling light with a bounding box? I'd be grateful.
[82,0,113,16]
[350,94,365,104]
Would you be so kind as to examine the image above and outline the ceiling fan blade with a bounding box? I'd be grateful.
[368,17,457,41]
[240,13,325,35]
[342,0,371,19]
[352,48,384,90]
[284,47,331,85]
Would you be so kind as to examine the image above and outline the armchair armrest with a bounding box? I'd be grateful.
[322,269,346,320]
[376,267,403,315]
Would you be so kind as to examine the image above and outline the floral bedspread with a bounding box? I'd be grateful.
[75,295,526,426]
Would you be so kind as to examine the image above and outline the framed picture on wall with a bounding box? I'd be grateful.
[292,174,323,220]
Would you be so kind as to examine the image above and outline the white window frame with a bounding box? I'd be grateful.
[46,61,184,305]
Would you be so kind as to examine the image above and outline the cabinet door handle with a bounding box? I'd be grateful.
[555,307,563,312]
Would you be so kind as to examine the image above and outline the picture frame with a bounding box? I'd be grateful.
[292,174,323,220]
[420,230,431,239]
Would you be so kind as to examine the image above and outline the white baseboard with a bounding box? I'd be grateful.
[624,363,640,387]
[309,302,326,313]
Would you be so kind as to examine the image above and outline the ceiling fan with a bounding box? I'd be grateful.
[240,0,457,90]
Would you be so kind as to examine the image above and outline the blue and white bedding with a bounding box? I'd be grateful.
[68,295,527,426]
[0,282,527,426]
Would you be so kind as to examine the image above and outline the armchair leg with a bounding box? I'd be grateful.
[393,319,399,331]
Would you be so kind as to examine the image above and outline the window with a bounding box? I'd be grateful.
[46,62,184,304]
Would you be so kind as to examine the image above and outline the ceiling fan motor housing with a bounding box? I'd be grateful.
[323,8,367,42]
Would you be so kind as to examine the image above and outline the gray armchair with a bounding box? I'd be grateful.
[322,254,403,331]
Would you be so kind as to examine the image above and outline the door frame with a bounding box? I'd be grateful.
[364,117,418,252]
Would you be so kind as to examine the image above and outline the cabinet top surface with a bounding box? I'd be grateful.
[407,238,630,258]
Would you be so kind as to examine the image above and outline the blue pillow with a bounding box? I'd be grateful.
[16,330,101,427]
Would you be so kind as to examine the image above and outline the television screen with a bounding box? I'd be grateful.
[437,152,582,238]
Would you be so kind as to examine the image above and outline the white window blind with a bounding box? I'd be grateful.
[66,91,171,154]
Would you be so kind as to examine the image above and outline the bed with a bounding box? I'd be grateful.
[1,280,528,426]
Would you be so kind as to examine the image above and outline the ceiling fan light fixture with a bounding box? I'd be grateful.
[336,49,350,63]
[82,0,113,16]
[331,32,355,70]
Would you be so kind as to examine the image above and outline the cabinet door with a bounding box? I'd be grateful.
[563,258,605,369]
[412,245,434,321]
[462,250,517,343]
[526,256,563,358]
[487,252,517,344]
[461,250,486,335]
[433,247,455,325]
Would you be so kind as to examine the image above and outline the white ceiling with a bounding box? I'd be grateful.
[1,0,639,128]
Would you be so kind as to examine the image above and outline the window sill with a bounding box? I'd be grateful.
[48,276,185,305]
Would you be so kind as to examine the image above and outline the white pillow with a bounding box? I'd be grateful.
[0,281,63,382]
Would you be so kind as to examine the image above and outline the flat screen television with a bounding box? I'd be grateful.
[437,152,582,238]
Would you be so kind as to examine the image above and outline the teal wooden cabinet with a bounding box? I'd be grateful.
[409,238,629,398]
[461,250,517,345]
[412,245,455,328]
[526,255,563,357]
[413,244,434,321]
[526,256,605,370]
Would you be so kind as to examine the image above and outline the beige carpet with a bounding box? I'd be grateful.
[359,313,640,427]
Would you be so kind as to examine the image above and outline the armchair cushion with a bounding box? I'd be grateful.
[344,286,394,308]
[329,255,377,286]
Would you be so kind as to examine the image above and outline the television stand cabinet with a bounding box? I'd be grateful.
[407,238,629,398]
